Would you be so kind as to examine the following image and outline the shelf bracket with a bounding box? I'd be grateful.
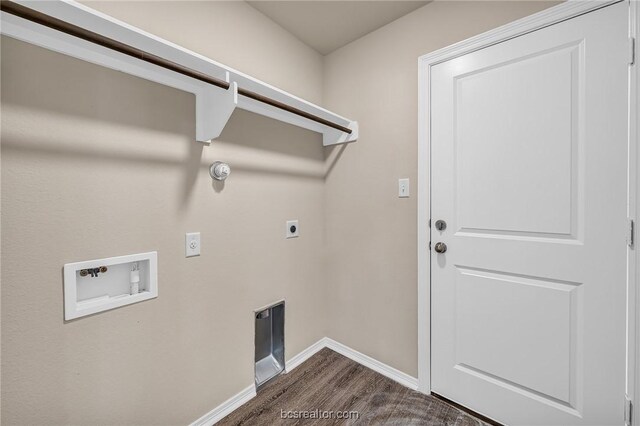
[323,121,359,146]
[196,78,237,143]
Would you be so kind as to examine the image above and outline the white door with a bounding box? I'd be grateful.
[430,2,629,425]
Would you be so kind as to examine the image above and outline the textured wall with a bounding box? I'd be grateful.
[1,1,325,424]
[1,1,562,424]
[322,0,558,378]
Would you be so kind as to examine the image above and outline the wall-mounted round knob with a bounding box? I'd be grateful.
[210,161,230,181]
[434,242,447,253]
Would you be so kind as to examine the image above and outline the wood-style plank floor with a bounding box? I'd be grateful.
[218,348,490,425]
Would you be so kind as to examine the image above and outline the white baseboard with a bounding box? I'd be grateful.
[323,337,419,390]
[190,384,256,426]
[285,337,327,373]
[190,339,324,426]
[191,337,419,425]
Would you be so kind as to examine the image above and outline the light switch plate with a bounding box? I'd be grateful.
[399,178,410,198]
[185,232,200,257]
[286,220,299,239]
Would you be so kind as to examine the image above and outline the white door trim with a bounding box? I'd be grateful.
[417,1,635,407]
[629,1,639,425]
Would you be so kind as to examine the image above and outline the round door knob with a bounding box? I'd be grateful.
[434,242,447,253]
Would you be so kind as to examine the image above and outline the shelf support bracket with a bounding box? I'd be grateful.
[196,78,237,144]
[323,121,359,146]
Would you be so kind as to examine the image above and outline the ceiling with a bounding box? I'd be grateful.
[246,1,430,55]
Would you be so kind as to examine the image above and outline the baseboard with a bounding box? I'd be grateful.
[285,337,328,373]
[189,339,325,426]
[191,337,418,424]
[324,337,419,390]
[190,384,256,426]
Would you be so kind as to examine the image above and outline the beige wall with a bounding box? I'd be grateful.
[322,0,558,378]
[1,1,325,425]
[1,1,560,425]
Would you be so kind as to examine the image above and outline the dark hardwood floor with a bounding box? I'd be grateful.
[218,348,490,425]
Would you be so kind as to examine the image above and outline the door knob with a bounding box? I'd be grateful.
[434,242,447,253]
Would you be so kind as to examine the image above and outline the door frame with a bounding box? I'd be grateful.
[629,1,639,424]
[417,1,638,422]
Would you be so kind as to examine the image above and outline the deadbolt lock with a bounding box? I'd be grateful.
[435,220,447,231]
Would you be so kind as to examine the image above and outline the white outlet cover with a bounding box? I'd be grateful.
[286,220,299,239]
[185,232,200,257]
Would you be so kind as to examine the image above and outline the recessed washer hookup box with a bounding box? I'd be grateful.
[63,251,157,320]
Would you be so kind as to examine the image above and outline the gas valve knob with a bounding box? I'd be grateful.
[209,161,231,181]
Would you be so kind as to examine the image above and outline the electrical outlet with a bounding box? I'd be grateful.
[286,220,299,239]
[399,178,410,198]
[185,232,200,257]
